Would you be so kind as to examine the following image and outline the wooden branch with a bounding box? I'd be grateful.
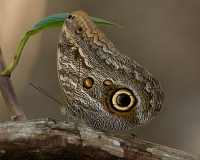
[0,119,199,159]
[0,47,26,121]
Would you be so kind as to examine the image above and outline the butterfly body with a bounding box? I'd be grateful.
[57,10,165,130]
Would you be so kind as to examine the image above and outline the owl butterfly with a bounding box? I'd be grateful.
[57,10,165,130]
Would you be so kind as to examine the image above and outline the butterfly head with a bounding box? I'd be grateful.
[64,10,95,38]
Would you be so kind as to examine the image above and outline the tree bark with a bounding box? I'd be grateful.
[0,118,199,160]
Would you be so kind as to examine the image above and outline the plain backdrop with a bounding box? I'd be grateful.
[0,0,200,155]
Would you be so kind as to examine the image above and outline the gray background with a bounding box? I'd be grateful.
[0,0,200,155]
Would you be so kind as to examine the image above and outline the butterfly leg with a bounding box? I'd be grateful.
[60,102,87,124]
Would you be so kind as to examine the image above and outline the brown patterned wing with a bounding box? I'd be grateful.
[57,10,165,130]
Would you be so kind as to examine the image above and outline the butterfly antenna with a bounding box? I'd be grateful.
[29,83,62,106]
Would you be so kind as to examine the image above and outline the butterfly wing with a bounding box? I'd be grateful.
[57,10,165,130]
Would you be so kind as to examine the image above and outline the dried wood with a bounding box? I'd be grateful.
[0,119,199,160]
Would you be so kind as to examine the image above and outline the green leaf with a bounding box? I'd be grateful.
[2,13,122,75]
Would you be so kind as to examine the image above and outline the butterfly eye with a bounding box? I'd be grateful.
[67,14,72,19]
[76,26,83,34]
[83,77,94,89]
[67,14,75,20]
[103,79,113,86]
[111,89,136,112]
